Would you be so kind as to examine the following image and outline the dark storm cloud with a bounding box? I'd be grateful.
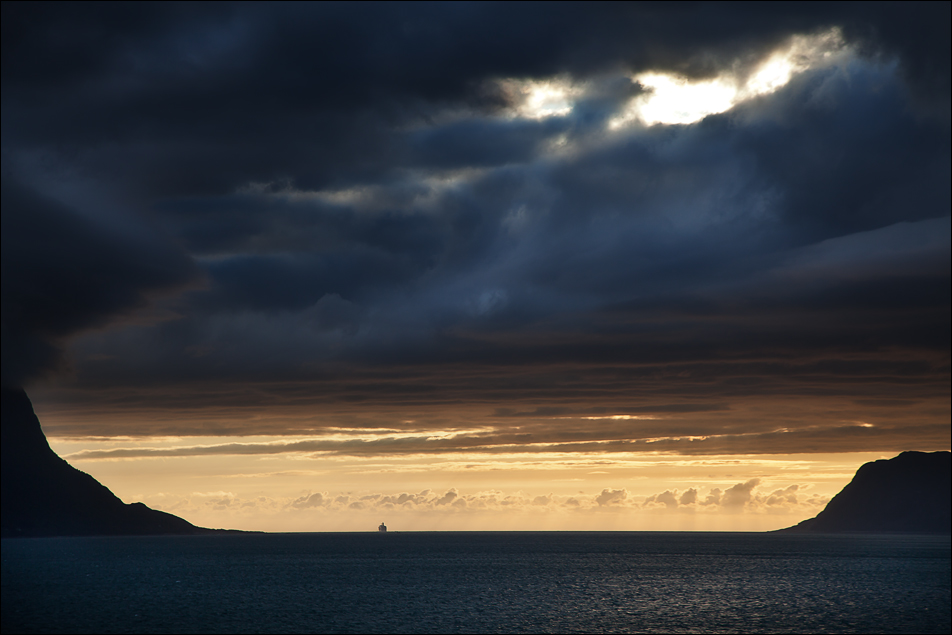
[2,3,949,452]
[0,175,198,387]
[4,3,946,195]
[731,66,951,241]
[408,117,572,169]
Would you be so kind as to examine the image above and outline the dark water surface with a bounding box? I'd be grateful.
[3,532,949,633]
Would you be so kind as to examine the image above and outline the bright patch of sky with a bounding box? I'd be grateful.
[500,77,583,120]
[629,73,737,125]
[239,30,849,212]
[579,414,661,420]
[613,28,848,126]
[501,29,847,128]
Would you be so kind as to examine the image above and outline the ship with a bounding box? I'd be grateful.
[378,521,387,532]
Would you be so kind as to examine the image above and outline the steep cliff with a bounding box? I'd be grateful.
[782,451,951,534]
[2,388,217,537]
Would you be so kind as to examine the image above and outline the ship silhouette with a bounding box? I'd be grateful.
[378,521,387,532]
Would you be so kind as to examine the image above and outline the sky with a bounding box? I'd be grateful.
[2,2,949,532]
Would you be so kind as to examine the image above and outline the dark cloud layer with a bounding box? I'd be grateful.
[2,3,949,452]
[1,176,198,386]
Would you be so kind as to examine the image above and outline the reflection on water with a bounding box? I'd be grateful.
[3,532,949,633]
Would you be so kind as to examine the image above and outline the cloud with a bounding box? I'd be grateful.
[679,488,698,505]
[646,490,679,509]
[1,176,199,387]
[641,480,829,514]
[721,479,761,508]
[290,492,325,509]
[435,489,459,506]
[765,485,799,506]
[2,4,948,461]
[595,488,627,506]
[60,420,951,460]
[144,480,832,525]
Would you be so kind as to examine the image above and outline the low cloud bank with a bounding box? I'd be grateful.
[643,480,827,514]
[147,479,829,521]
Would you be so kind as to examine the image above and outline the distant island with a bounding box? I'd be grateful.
[780,450,951,534]
[1,388,236,538]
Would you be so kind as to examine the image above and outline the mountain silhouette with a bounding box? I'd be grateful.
[781,451,951,534]
[2,388,226,537]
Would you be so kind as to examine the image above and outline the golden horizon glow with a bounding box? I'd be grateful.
[47,427,900,532]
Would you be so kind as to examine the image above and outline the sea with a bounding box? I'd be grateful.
[2,532,949,634]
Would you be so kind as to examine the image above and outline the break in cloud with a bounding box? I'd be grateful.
[2,4,949,457]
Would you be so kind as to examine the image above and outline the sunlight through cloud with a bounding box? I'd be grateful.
[626,73,737,125]
[611,28,848,127]
[500,77,582,119]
